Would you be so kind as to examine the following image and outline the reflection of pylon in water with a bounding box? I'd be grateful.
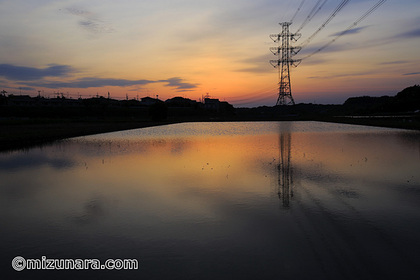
[278,130,293,208]
[270,22,301,106]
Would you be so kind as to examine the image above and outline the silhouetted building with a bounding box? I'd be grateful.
[204,97,234,115]
[6,95,33,106]
[141,97,159,106]
[165,96,198,107]
[204,98,220,110]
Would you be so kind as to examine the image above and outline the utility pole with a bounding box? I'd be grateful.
[270,22,301,106]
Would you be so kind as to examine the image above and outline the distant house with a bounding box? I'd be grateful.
[140,97,160,106]
[204,97,234,114]
[204,98,220,111]
[7,95,33,106]
[165,96,198,107]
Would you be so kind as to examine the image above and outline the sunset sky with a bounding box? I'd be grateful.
[0,0,419,107]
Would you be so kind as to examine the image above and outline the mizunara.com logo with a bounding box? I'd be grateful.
[12,256,139,270]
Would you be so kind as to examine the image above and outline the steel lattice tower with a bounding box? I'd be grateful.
[270,22,301,106]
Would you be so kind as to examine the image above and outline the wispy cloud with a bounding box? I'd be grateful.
[1,85,36,91]
[1,63,198,91]
[65,7,92,17]
[379,60,410,65]
[330,26,369,37]
[307,70,373,80]
[160,77,199,91]
[0,64,74,81]
[300,57,331,66]
[26,77,155,89]
[397,27,420,39]
[65,7,114,34]
[235,54,275,73]
[403,72,420,76]
[24,77,198,91]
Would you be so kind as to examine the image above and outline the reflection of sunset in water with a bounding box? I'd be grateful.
[1,122,419,279]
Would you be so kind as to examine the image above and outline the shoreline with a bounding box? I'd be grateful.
[0,119,178,152]
[1,117,419,152]
[317,115,420,131]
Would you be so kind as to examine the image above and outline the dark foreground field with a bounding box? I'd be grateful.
[0,119,174,152]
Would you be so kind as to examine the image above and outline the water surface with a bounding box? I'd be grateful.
[1,121,419,279]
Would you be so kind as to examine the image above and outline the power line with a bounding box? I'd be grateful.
[290,0,306,23]
[295,0,329,34]
[232,94,276,105]
[226,86,278,103]
[300,0,387,60]
[233,94,277,106]
[299,0,352,48]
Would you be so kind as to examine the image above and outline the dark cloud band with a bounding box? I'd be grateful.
[0,64,74,81]
[0,63,198,91]
[25,77,198,91]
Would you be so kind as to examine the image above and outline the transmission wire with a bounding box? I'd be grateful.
[300,0,352,48]
[295,0,329,33]
[290,0,306,23]
[301,0,387,60]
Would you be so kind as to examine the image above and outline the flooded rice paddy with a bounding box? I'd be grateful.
[1,121,419,279]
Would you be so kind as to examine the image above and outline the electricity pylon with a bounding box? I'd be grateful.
[270,22,301,106]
